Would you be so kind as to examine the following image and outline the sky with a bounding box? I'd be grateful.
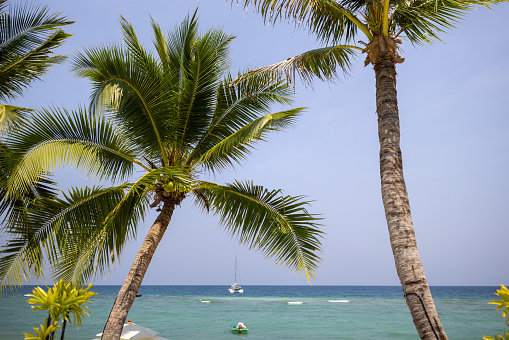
[8,0,509,286]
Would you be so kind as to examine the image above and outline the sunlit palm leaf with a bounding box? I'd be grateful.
[0,104,29,135]
[52,186,150,284]
[55,166,193,283]
[5,106,139,196]
[72,44,169,162]
[197,180,323,281]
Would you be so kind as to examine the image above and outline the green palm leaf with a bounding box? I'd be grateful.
[0,185,148,288]
[5,106,140,196]
[197,180,323,281]
[240,0,370,42]
[232,45,359,86]
[188,73,297,165]
[0,104,29,134]
[0,0,73,100]
[196,107,304,172]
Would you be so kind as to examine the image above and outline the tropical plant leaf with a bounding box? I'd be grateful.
[231,45,358,86]
[0,185,149,288]
[0,104,30,134]
[4,106,140,197]
[188,73,294,164]
[196,107,304,172]
[197,180,323,281]
[0,0,73,100]
[237,0,367,43]
[490,285,509,321]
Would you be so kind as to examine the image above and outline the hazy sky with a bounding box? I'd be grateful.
[11,0,509,286]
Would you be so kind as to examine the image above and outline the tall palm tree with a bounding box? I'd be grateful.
[0,13,323,340]
[233,0,507,338]
[0,0,72,219]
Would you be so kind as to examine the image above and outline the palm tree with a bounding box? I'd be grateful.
[232,0,507,338]
[0,0,72,220]
[0,13,323,340]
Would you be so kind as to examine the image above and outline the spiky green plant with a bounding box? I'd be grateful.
[483,285,509,340]
[0,12,323,339]
[23,280,97,340]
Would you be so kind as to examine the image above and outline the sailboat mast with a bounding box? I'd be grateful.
[234,255,237,283]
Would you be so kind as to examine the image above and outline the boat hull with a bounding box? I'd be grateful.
[232,326,248,333]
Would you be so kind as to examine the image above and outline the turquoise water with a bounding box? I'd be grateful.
[0,285,504,339]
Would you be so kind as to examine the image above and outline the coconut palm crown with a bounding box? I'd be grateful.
[0,13,323,339]
[234,0,506,84]
[232,0,507,339]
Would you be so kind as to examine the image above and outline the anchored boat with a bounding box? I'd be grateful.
[232,322,248,333]
[228,256,243,293]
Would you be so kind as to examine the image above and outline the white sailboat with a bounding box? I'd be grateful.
[228,256,243,293]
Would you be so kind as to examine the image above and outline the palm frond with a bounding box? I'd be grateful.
[173,16,235,151]
[391,0,506,45]
[72,42,171,162]
[196,107,304,173]
[5,106,139,197]
[56,166,193,283]
[0,104,30,135]
[198,180,323,281]
[0,184,145,289]
[51,186,150,284]
[232,45,358,86]
[187,73,294,163]
[239,0,370,42]
[0,0,73,100]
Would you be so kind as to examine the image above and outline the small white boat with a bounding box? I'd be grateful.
[228,256,243,293]
[93,320,169,340]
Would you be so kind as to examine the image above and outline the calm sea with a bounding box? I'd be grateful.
[0,285,504,339]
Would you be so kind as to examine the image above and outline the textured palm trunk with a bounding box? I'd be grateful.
[374,59,448,340]
[100,200,176,340]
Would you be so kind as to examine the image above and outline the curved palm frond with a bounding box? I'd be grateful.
[0,0,73,100]
[195,107,304,172]
[197,180,323,281]
[5,106,140,197]
[232,44,359,86]
[56,166,194,283]
[52,186,150,284]
[0,184,142,289]
[187,73,294,163]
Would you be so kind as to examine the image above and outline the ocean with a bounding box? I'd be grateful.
[0,285,504,339]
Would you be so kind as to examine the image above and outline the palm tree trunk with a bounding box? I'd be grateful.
[374,58,448,340]
[60,317,67,340]
[100,200,176,340]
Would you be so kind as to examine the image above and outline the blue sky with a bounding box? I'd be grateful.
[11,0,509,286]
